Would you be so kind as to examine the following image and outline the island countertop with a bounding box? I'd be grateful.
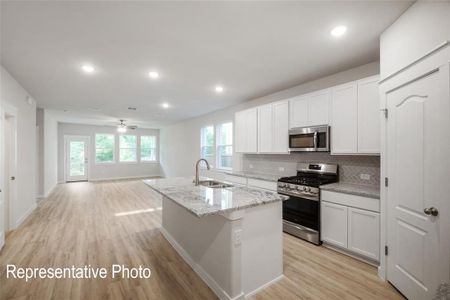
[143,177,287,217]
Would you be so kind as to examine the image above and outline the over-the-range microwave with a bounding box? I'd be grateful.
[288,125,330,152]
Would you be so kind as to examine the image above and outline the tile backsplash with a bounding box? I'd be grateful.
[242,153,380,186]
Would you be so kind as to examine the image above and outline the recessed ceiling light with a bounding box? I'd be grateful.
[148,71,159,79]
[161,103,170,109]
[215,85,224,93]
[82,64,95,73]
[330,25,347,37]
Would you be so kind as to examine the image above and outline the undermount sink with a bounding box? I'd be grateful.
[197,180,234,188]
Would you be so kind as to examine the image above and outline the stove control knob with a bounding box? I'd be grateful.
[306,187,311,192]
[302,186,307,191]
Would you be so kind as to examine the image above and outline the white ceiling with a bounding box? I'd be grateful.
[1,1,412,128]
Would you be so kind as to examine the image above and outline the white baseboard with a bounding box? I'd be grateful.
[322,242,379,267]
[160,227,245,300]
[244,275,284,298]
[14,202,37,229]
[88,175,161,182]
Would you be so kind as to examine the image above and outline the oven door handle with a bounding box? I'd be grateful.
[313,131,318,150]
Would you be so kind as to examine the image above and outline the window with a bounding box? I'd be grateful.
[95,134,115,163]
[141,136,157,162]
[217,122,233,169]
[200,126,215,166]
[119,135,137,162]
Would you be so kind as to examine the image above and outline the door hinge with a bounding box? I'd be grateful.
[381,108,388,118]
[385,177,389,187]
[385,245,389,256]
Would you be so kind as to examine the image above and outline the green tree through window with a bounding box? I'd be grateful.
[141,136,156,161]
[95,134,115,163]
[120,135,137,162]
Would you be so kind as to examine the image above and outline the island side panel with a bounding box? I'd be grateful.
[161,196,243,300]
[241,201,283,295]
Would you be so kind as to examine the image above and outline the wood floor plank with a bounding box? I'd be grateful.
[0,180,403,300]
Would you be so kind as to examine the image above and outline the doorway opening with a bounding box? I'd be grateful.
[64,136,90,182]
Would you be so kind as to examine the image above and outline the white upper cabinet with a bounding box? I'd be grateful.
[235,108,257,153]
[257,104,273,153]
[308,89,331,126]
[289,89,330,128]
[357,75,380,153]
[271,100,289,153]
[331,82,358,154]
[331,76,380,155]
[289,95,308,128]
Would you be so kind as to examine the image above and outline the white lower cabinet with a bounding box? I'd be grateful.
[321,201,348,248]
[347,207,380,261]
[321,193,380,262]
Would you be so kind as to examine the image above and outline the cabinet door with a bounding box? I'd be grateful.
[357,76,380,153]
[309,89,331,126]
[257,104,273,153]
[234,110,247,153]
[321,201,348,248]
[289,95,308,128]
[272,101,289,153]
[331,82,358,154]
[245,108,258,153]
[348,207,380,261]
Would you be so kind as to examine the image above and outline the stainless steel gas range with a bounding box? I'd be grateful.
[277,163,338,245]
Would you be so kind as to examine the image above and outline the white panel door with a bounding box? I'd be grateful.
[257,104,272,153]
[357,76,380,153]
[245,108,258,153]
[331,82,358,154]
[0,107,3,249]
[308,89,330,126]
[386,66,449,299]
[234,110,246,153]
[289,95,308,128]
[348,207,380,261]
[272,101,289,153]
[321,201,348,248]
[65,136,89,182]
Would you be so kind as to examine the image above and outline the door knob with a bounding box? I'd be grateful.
[10,176,15,180]
[424,207,438,216]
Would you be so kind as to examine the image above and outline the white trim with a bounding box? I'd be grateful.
[244,275,284,298]
[14,202,37,229]
[88,175,160,182]
[160,226,245,300]
[379,40,449,84]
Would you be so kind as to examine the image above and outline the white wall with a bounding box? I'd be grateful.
[380,1,450,79]
[43,111,58,196]
[58,123,162,182]
[0,65,37,228]
[160,61,380,177]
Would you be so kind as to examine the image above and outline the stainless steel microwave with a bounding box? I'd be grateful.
[288,125,330,152]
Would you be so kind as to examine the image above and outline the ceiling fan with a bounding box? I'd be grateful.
[117,119,137,133]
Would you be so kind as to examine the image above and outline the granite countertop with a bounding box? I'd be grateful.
[224,171,281,182]
[143,177,288,217]
[320,182,380,199]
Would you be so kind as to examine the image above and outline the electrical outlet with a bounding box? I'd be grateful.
[360,174,371,181]
[249,164,254,169]
[234,229,243,246]
[278,167,285,172]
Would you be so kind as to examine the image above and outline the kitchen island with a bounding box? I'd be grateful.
[143,177,287,300]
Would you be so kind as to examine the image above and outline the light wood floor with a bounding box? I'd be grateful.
[0,180,404,300]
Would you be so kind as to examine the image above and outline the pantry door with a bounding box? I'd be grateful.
[386,64,450,299]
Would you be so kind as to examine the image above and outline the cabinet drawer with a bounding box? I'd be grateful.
[321,190,379,212]
[224,174,247,185]
[247,178,277,191]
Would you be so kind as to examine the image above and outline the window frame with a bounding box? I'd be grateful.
[200,125,215,168]
[94,133,116,164]
[215,122,233,171]
[119,134,138,163]
[140,135,158,163]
